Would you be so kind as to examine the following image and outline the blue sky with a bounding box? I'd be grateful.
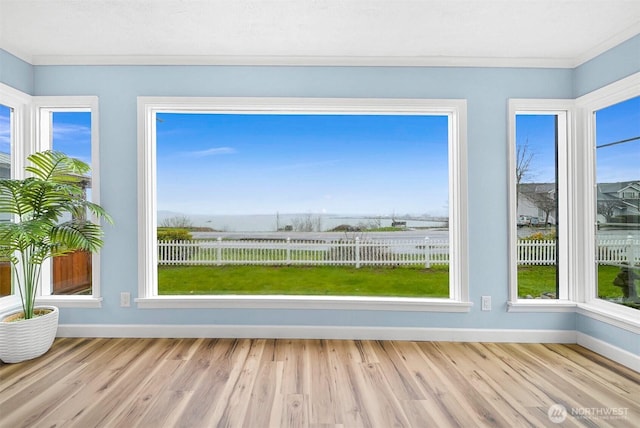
[515,114,557,183]
[51,112,92,167]
[156,113,449,216]
[0,108,91,166]
[0,104,10,155]
[516,96,639,185]
[595,96,640,183]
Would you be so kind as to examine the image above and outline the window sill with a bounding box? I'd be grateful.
[37,296,103,309]
[507,299,577,312]
[0,295,21,316]
[577,301,640,334]
[136,295,473,312]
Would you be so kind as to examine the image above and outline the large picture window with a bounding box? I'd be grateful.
[138,98,469,310]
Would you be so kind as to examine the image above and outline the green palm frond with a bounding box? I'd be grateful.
[26,150,90,182]
[50,221,105,255]
[0,151,112,319]
[0,180,33,218]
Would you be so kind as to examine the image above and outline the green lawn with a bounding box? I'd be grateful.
[158,265,449,297]
[157,264,637,303]
[518,264,634,299]
[517,265,558,297]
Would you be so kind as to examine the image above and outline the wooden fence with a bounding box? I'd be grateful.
[52,250,92,294]
[0,251,92,296]
[158,237,640,268]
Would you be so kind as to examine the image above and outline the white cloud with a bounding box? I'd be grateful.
[53,123,91,141]
[183,146,236,157]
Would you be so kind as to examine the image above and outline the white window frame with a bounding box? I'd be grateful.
[507,99,576,312]
[31,96,103,308]
[575,72,640,332]
[137,97,470,311]
[0,83,31,313]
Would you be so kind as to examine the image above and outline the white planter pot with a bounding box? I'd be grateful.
[0,305,59,364]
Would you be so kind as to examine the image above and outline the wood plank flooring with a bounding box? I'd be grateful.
[1,338,638,427]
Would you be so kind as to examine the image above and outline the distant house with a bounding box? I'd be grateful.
[518,180,640,226]
[596,181,640,223]
[517,183,556,225]
[0,151,10,179]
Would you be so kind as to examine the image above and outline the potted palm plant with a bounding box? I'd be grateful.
[0,151,111,363]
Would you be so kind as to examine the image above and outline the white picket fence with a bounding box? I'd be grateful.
[517,240,557,265]
[158,237,640,268]
[595,237,640,267]
[514,238,640,266]
[158,237,449,268]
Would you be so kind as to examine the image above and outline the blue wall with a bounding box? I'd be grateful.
[573,34,640,97]
[30,64,575,331]
[0,49,34,94]
[0,36,638,355]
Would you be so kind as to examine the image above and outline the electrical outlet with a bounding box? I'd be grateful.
[481,295,492,311]
[120,292,131,307]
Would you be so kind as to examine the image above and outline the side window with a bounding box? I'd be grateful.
[515,114,559,299]
[0,104,13,297]
[594,96,640,310]
[509,101,570,303]
[50,111,93,295]
[34,98,100,298]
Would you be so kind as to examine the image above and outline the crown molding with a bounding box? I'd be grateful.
[571,22,640,67]
[27,54,577,68]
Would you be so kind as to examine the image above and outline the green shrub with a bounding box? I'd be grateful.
[157,228,193,241]
[521,230,556,241]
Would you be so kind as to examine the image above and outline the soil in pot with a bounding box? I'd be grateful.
[2,308,54,323]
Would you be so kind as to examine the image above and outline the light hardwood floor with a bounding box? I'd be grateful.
[1,338,638,427]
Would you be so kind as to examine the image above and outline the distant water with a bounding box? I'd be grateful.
[158,211,447,233]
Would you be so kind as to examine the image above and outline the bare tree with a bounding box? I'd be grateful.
[516,139,535,211]
[369,216,382,229]
[516,139,534,187]
[160,215,193,229]
[291,213,322,232]
[597,200,622,223]
[526,191,556,226]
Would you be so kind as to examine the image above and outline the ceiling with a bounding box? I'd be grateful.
[1,0,639,67]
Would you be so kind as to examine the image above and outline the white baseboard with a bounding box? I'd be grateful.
[57,324,576,343]
[56,325,638,371]
[576,332,640,373]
